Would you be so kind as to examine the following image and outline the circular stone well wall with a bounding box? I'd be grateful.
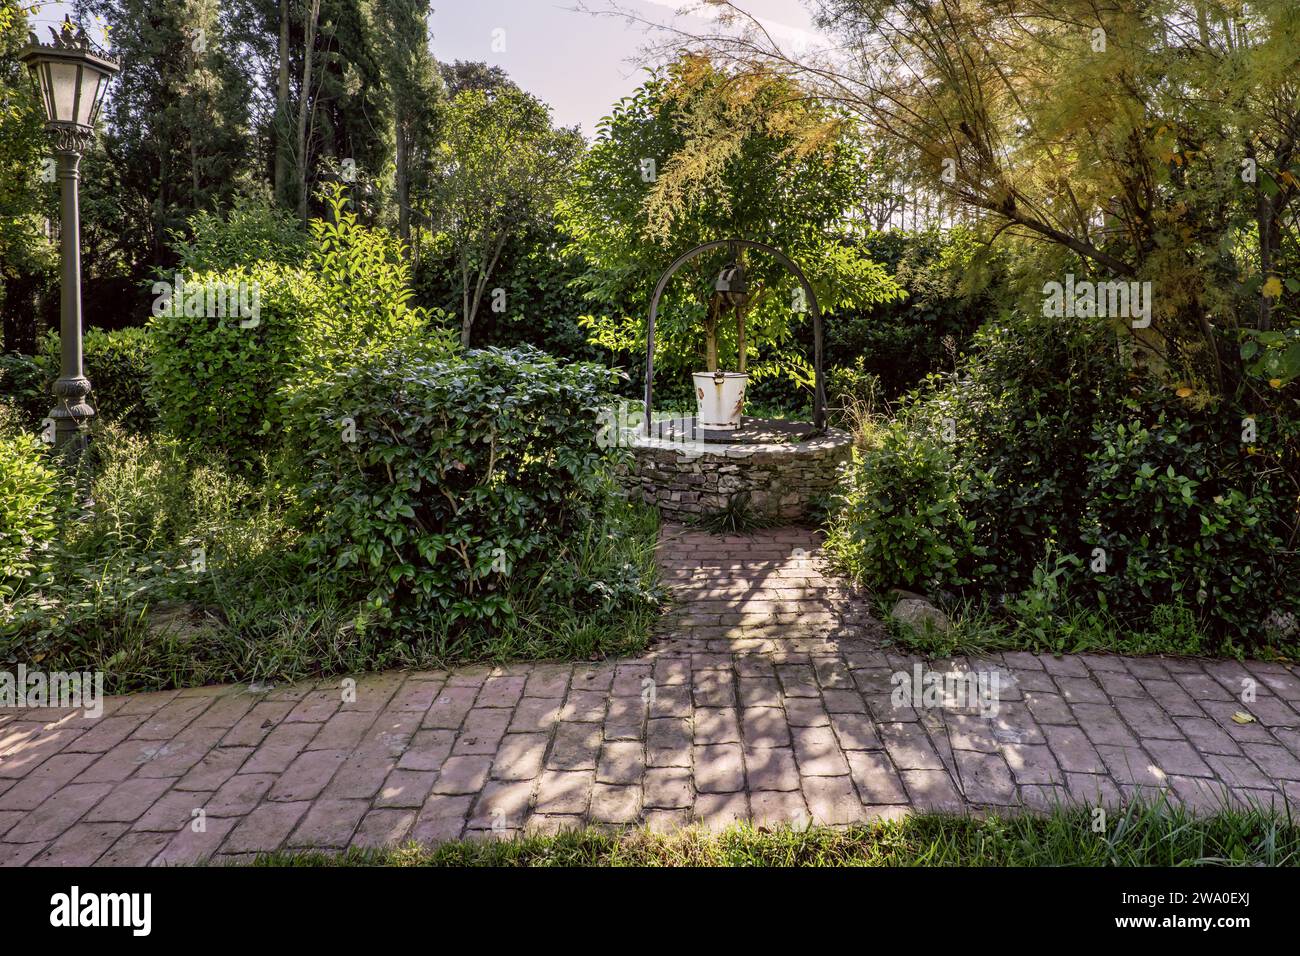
[618,418,853,522]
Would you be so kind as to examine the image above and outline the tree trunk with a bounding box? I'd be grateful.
[461,258,472,346]
[273,0,290,206]
[395,121,410,245]
[296,0,322,222]
[461,233,509,348]
[703,295,721,372]
[736,304,746,374]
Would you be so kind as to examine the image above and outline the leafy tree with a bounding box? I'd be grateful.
[416,221,599,361]
[429,87,582,346]
[376,0,444,261]
[690,1,1300,400]
[438,59,516,98]
[75,0,257,321]
[287,0,394,224]
[559,55,901,389]
[0,0,55,353]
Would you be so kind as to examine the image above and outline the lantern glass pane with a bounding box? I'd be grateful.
[82,69,107,126]
[35,62,55,123]
[87,70,109,126]
[48,61,79,124]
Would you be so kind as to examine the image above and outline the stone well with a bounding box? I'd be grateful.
[618,416,854,521]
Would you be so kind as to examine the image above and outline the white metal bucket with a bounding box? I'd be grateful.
[692,371,748,430]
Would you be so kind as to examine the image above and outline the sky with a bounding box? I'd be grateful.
[31,0,824,138]
[427,1,824,134]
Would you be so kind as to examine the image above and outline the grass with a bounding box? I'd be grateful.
[689,490,779,535]
[0,425,665,693]
[245,800,1300,867]
[877,594,1274,662]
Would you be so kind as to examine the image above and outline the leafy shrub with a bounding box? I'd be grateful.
[0,424,301,678]
[168,196,308,273]
[833,306,1106,594]
[830,307,1300,648]
[149,262,312,465]
[38,327,156,431]
[923,309,1129,592]
[826,418,982,591]
[288,346,622,635]
[0,432,59,597]
[149,187,444,467]
[1077,400,1298,640]
[0,351,47,428]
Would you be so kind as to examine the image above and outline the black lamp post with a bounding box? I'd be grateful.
[20,18,119,451]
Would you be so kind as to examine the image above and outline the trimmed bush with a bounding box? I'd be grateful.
[289,346,621,635]
[149,187,445,467]
[0,432,58,597]
[149,262,313,465]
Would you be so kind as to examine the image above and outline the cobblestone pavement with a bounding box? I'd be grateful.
[3,525,1300,865]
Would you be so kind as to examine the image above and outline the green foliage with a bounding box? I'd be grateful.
[37,327,156,432]
[826,228,1004,398]
[294,185,441,382]
[0,350,47,427]
[0,431,58,597]
[829,309,1300,648]
[168,198,308,273]
[691,491,777,535]
[78,0,257,316]
[827,419,981,591]
[810,0,1300,402]
[430,86,583,345]
[288,346,625,637]
[882,595,1213,660]
[1077,400,1296,639]
[148,188,442,467]
[148,260,308,465]
[0,425,299,679]
[60,426,276,562]
[0,0,55,351]
[917,310,1129,591]
[416,223,600,361]
[561,57,902,386]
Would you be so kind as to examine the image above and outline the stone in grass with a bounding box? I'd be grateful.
[890,596,950,635]
[1263,609,1298,642]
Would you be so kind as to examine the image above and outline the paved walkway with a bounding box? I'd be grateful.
[3,525,1300,865]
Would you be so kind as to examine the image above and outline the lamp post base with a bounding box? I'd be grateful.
[50,374,94,452]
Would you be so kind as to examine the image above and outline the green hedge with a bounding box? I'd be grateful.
[148,263,313,465]
[289,346,620,635]
[1078,401,1296,637]
[148,187,444,468]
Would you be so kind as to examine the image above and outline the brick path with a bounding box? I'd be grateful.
[3,524,1300,865]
